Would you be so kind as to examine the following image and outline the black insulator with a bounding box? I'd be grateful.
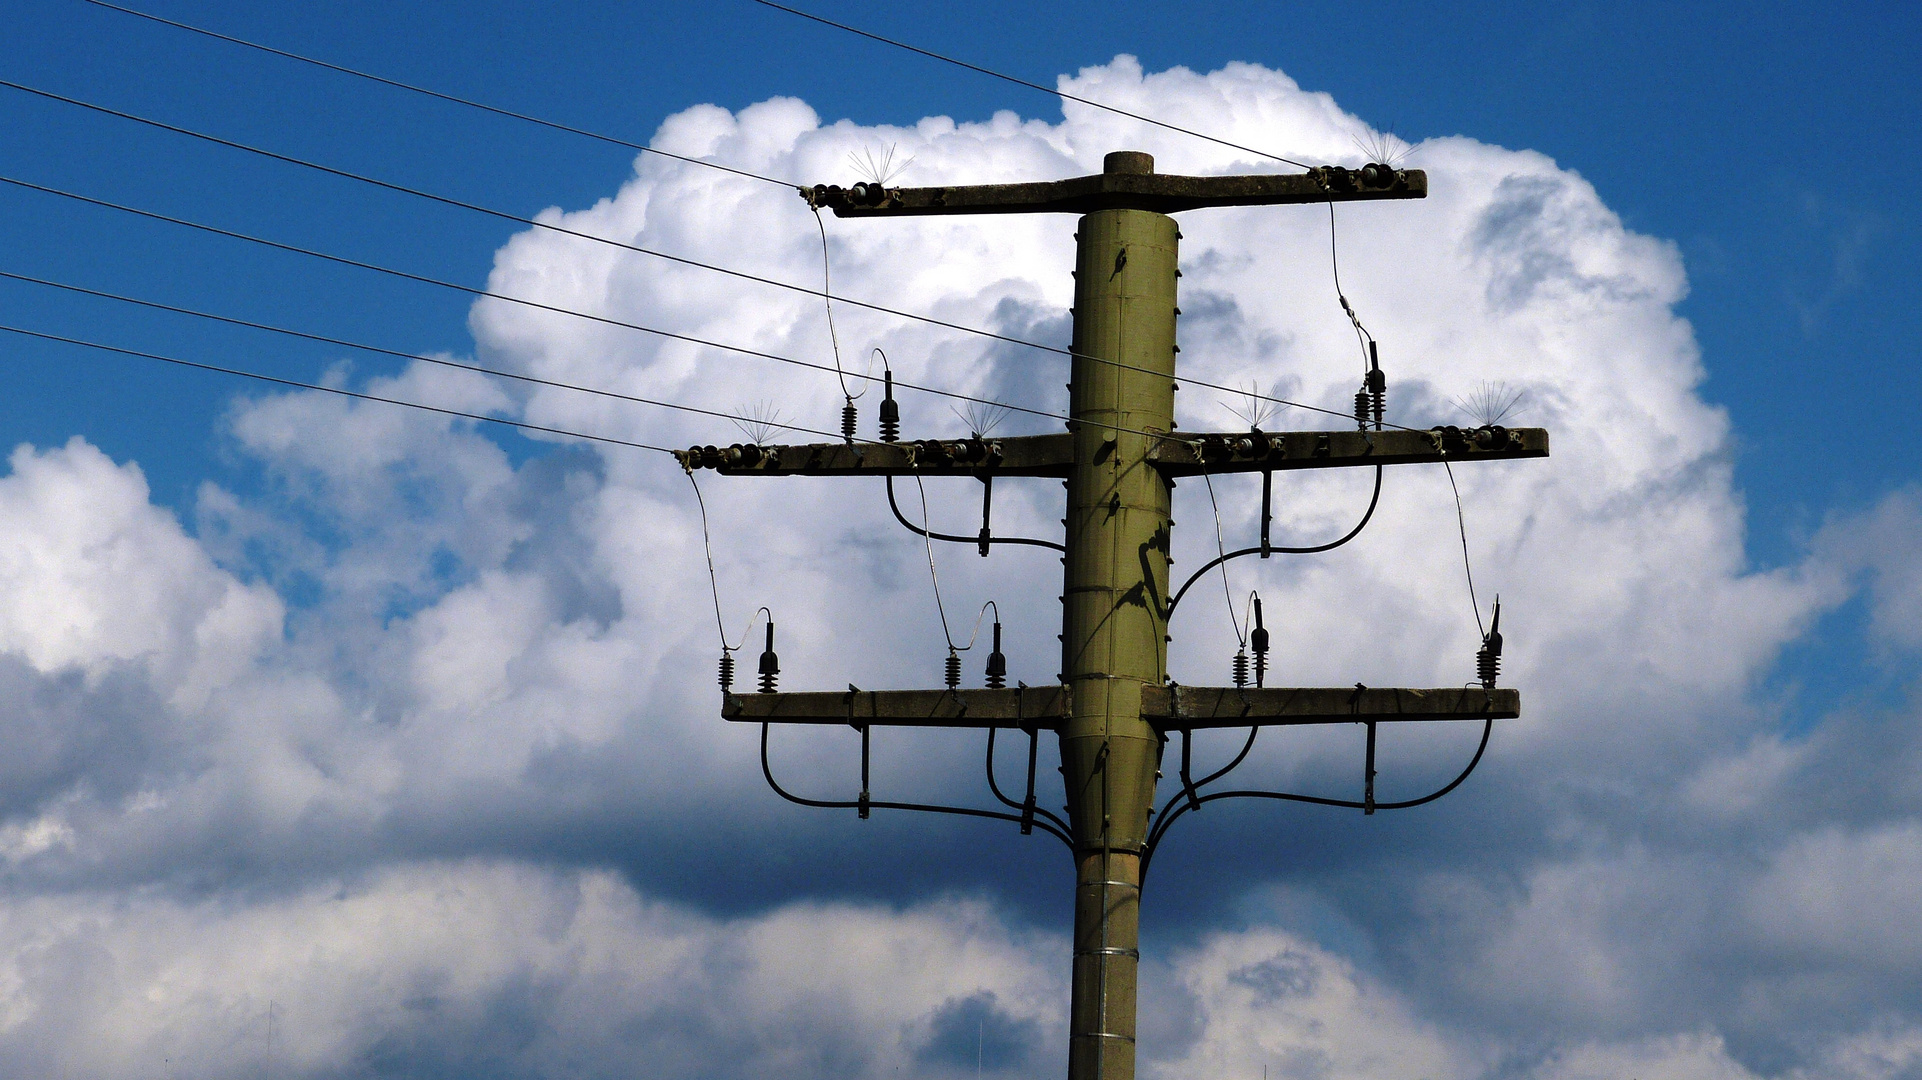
[841,400,857,444]
[985,622,1007,688]
[719,652,736,693]
[757,621,779,694]
[879,370,900,442]
[1367,343,1386,430]
[1232,649,1249,688]
[1361,162,1396,188]
[1250,598,1269,689]
[1477,646,1501,690]
[945,650,962,690]
[1477,601,1504,690]
[1354,389,1371,431]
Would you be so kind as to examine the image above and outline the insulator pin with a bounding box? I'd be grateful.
[1367,343,1386,430]
[1250,598,1269,689]
[1476,600,1504,691]
[879,370,900,442]
[985,621,1007,688]
[757,621,779,694]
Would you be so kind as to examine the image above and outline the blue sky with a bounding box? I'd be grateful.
[3,1,1912,550]
[0,2,1918,1077]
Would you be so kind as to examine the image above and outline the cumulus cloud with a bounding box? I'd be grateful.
[0,54,1915,1078]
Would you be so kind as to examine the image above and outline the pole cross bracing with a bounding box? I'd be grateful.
[682,151,1548,1080]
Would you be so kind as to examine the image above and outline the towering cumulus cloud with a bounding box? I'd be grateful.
[0,57,1913,1078]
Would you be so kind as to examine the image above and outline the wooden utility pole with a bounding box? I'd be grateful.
[684,150,1547,1080]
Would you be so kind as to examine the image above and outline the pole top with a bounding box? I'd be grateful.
[1104,151,1154,176]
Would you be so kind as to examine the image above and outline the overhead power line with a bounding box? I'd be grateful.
[74,0,797,188]
[0,268,861,447]
[0,323,677,455]
[0,173,1099,433]
[749,0,1319,171]
[4,77,1386,432]
[49,21,1387,432]
[0,77,1083,367]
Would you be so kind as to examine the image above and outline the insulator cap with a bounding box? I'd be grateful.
[757,621,779,693]
[985,622,1006,688]
[879,371,900,442]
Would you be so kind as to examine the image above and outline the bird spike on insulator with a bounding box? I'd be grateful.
[1232,648,1249,688]
[718,651,736,693]
[1476,598,1503,690]
[1366,342,1386,430]
[985,621,1007,688]
[879,369,900,442]
[757,621,780,693]
[841,398,857,444]
[945,648,962,690]
[1250,597,1270,689]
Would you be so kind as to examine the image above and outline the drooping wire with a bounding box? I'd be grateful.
[913,475,958,650]
[0,323,678,455]
[685,468,732,652]
[759,722,1073,847]
[750,0,1318,171]
[75,0,800,188]
[1139,718,1493,883]
[881,476,1065,553]
[1166,465,1383,618]
[811,207,864,402]
[1200,470,1244,645]
[1328,202,1374,373]
[1442,460,1486,638]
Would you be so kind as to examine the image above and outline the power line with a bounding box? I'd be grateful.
[0,172,1105,434]
[74,0,798,189]
[0,268,861,447]
[67,4,1398,432]
[0,323,677,455]
[1,80,1386,435]
[0,76,1088,367]
[750,0,1318,171]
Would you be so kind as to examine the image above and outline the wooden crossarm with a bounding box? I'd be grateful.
[676,427,1548,479]
[723,685,1517,730]
[1148,426,1548,476]
[1143,685,1518,728]
[808,166,1426,218]
[723,686,1068,728]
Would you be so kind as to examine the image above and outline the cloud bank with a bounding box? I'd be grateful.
[0,55,1915,1078]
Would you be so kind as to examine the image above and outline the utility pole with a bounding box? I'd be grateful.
[682,151,1547,1080]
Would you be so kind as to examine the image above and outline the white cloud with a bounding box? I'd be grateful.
[0,437,281,709]
[0,861,1064,1080]
[0,54,1917,1079]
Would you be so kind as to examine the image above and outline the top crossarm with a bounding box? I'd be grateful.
[806,158,1425,218]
